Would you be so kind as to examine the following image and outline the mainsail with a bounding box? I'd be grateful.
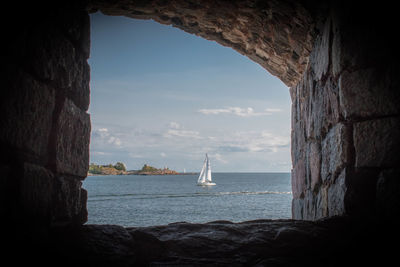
[197,154,215,186]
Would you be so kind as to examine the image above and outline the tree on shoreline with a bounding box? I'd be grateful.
[114,162,127,171]
[89,162,127,174]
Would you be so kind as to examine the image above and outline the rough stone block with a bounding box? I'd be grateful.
[329,7,376,77]
[52,175,88,225]
[26,25,90,111]
[59,9,91,59]
[308,141,321,191]
[292,198,304,220]
[321,123,350,182]
[327,169,347,217]
[310,17,330,81]
[353,117,400,168]
[292,158,306,199]
[20,163,54,222]
[0,71,55,158]
[27,26,76,88]
[70,58,91,111]
[315,185,328,219]
[324,79,340,127]
[304,76,340,140]
[291,120,306,167]
[339,69,399,119]
[291,80,308,165]
[303,190,316,220]
[331,20,342,77]
[54,99,90,178]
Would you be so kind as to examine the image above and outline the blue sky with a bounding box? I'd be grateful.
[88,12,291,172]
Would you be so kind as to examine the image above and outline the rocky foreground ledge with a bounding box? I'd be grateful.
[25,216,394,267]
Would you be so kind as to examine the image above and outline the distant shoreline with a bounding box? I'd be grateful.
[88,163,196,176]
[87,171,198,176]
[134,172,198,176]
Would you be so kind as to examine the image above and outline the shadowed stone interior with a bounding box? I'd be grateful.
[2,0,399,265]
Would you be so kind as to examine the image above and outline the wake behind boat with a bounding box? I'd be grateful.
[197,154,216,186]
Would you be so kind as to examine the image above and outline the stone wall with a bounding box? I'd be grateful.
[291,2,400,220]
[1,2,91,229]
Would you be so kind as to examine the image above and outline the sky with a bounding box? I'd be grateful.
[88,12,292,172]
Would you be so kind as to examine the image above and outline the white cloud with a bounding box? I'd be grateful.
[129,153,144,158]
[265,108,282,113]
[107,136,122,146]
[164,129,202,139]
[198,107,281,117]
[216,131,289,153]
[164,122,202,139]
[213,153,228,164]
[92,128,122,147]
[90,123,290,171]
[168,122,182,129]
[91,151,108,155]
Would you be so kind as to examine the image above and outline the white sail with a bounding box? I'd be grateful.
[197,154,215,186]
[206,155,212,182]
[197,156,207,184]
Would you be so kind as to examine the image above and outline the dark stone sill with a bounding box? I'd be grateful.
[16,215,392,266]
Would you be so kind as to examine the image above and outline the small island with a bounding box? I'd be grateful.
[88,162,194,176]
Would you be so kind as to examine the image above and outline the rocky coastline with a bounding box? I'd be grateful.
[88,163,195,176]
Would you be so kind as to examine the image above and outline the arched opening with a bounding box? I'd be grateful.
[3,1,400,265]
[85,12,293,226]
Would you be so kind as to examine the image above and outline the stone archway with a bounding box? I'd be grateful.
[2,0,399,231]
[2,0,400,266]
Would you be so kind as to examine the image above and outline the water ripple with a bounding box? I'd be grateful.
[88,191,292,202]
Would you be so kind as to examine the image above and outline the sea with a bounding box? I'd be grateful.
[83,172,292,227]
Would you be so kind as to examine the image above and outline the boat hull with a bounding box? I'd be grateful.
[197,182,216,186]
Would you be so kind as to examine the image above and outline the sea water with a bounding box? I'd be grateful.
[83,172,292,227]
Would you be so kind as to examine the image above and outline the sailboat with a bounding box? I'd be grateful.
[197,154,216,186]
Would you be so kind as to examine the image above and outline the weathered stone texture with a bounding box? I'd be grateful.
[321,123,349,182]
[1,71,55,159]
[291,158,306,199]
[353,117,400,168]
[315,185,328,219]
[290,18,348,219]
[309,17,330,81]
[339,69,400,120]
[46,217,397,267]
[2,2,91,228]
[89,0,315,87]
[291,198,304,219]
[290,1,400,220]
[52,175,88,225]
[327,169,347,216]
[20,163,54,222]
[308,141,321,191]
[54,99,91,178]
[31,31,90,111]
